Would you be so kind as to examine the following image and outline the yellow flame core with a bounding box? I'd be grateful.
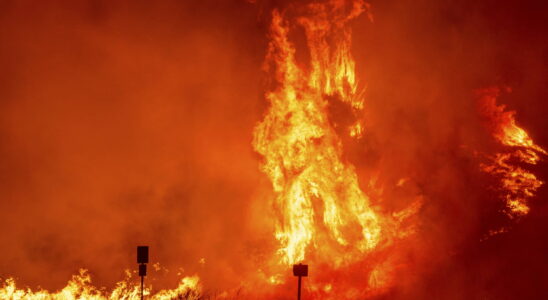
[478,87,546,218]
[253,0,380,265]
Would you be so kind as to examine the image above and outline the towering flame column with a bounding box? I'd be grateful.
[252,0,381,266]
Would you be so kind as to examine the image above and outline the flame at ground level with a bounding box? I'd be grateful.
[1,270,201,300]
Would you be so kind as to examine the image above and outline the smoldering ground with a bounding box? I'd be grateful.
[0,0,547,298]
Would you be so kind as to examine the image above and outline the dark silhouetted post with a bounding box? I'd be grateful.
[140,275,144,300]
[293,263,308,300]
[137,246,149,300]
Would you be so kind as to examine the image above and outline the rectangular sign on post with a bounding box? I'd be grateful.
[137,246,149,264]
[293,264,308,277]
[137,246,149,300]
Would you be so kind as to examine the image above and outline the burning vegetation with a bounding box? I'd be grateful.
[0,0,547,299]
[477,87,546,219]
[253,0,382,267]
[251,0,421,297]
[1,270,201,300]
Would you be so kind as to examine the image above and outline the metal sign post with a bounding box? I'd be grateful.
[293,263,308,300]
[137,246,149,300]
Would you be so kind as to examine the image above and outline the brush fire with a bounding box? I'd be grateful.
[0,0,547,299]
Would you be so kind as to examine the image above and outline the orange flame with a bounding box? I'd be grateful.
[0,270,202,300]
[252,0,381,267]
[477,87,546,218]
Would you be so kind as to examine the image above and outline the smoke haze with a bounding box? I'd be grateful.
[1,0,547,298]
